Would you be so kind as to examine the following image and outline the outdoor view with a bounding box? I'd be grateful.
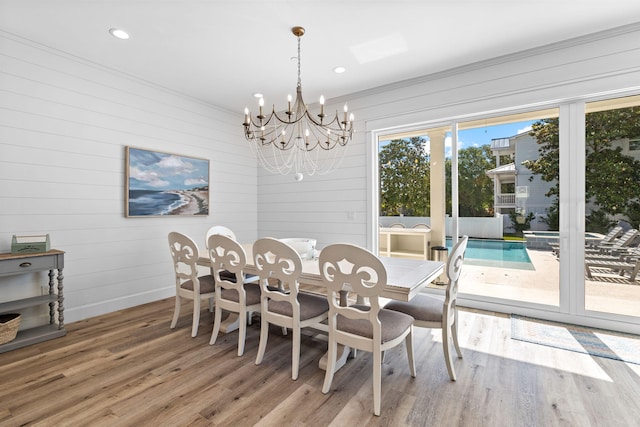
[378,97,640,319]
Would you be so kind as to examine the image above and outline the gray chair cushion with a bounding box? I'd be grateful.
[385,294,443,323]
[220,282,261,305]
[180,274,215,294]
[337,304,414,343]
[268,292,329,320]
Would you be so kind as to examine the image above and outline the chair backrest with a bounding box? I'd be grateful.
[207,234,246,290]
[612,229,640,248]
[205,225,237,249]
[602,225,624,242]
[319,243,387,338]
[444,235,469,311]
[253,237,303,307]
[389,223,405,228]
[168,231,201,292]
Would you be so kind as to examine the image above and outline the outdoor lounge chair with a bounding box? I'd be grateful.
[584,228,640,255]
[585,255,640,282]
[584,246,640,262]
[549,225,624,256]
[586,225,625,248]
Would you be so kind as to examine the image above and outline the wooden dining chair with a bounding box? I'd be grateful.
[253,237,329,380]
[385,235,469,381]
[319,243,416,417]
[205,225,236,248]
[168,231,216,337]
[207,234,261,356]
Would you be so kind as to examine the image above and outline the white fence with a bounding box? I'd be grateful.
[380,215,504,239]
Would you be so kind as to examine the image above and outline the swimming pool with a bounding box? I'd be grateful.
[446,238,534,270]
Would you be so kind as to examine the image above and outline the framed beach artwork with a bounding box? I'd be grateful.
[125,147,209,217]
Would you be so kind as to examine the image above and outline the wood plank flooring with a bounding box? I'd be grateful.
[1,298,639,426]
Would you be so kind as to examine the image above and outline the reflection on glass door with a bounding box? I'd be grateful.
[583,95,640,319]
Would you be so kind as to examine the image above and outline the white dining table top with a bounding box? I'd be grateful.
[199,243,444,302]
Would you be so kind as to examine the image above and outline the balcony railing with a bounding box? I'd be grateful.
[496,193,515,205]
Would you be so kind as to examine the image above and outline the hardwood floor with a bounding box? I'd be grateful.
[1,298,639,426]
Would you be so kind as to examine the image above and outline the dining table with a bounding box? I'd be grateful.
[198,242,445,370]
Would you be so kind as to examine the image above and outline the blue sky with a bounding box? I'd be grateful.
[458,121,534,149]
[379,120,536,157]
[128,148,209,191]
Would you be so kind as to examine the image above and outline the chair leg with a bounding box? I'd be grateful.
[452,313,463,359]
[322,338,337,394]
[208,297,214,312]
[373,349,382,416]
[406,327,416,377]
[255,317,269,365]
[291,326,301,380]
[238,310,247,357]
[247,310,254,326]
[209,304,222,345]
[442,325,456,381]
[191,298,200,337]
[170,295,181,329]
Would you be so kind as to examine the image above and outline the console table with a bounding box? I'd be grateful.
[0,250,66,353]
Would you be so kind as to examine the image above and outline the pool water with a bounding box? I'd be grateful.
[446,238,534,270]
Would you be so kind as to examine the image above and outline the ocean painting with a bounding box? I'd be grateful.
[126,147,209,217]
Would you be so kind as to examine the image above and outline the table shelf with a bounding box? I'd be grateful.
[0,250,65,353]
[379,228,431,260]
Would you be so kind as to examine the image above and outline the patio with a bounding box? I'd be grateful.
[427,247,639,318]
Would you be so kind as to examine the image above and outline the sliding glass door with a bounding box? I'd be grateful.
[377,109,561,308]
[373,96,640,331]
[582,95,640,320]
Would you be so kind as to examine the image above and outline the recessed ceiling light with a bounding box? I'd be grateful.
[109,28,130,40]
[253,93,263,98]
[333,66,346,74]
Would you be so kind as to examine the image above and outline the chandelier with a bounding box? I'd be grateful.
[243,26,354,181]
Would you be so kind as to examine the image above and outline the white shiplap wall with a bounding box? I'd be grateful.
[0,31,257,324]
[257,23,640,253]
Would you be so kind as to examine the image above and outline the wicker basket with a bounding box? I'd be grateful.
[0,313,21,345]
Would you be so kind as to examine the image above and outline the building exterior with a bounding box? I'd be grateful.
[487,132,640,231]
[486,132,555,231]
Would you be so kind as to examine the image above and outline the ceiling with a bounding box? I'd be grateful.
[2,1,640,114]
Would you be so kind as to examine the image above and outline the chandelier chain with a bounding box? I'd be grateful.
[297,35,301,89]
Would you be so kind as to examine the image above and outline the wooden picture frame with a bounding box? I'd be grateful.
[125,147,209,217]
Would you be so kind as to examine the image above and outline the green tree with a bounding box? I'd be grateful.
[523,107,640,230]
[380,138,496,217]
[379,137,430,216]
[446,145,496,217]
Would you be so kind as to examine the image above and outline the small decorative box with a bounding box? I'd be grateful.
[11,234,51,254]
